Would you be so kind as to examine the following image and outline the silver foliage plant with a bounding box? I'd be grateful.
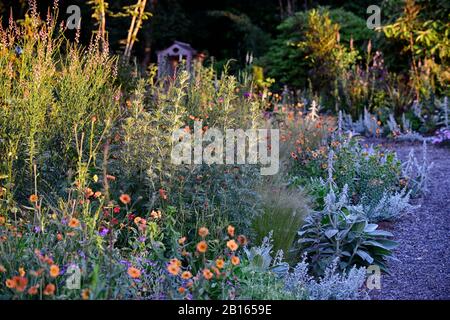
[402,141,434,195]
[362,188,419,222]
[246,234,369,300]
[284,256,368,300]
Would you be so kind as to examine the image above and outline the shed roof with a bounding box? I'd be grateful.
[157,41,197,56]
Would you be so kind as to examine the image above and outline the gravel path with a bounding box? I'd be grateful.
[368,140,450,300]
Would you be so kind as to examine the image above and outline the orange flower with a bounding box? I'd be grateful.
[49,265,60,278]
[0,216,5,225]
[81,288,90,300]
[134,216,142,225]
[196,240,208,253]
[227,225,235,237]
[198,227,209,238]
[94,191,102,198]
[43,283,55,296]
[12,276,28,292]
[28,285,38,295]
[150,210,162,219]
[167,263,180,276]
[119,194,131,205]
[215,259,225,269]
[178,287,186,294]
[29,194,38,202]
[202,269,213,280]
[19,267,25,277]
[178,237,187,245]
[159,189,168,200]
[237,235,248,246]
[211,266,221,276]
[181,249,190,257]
[56,233,63,241]
[170,258,182,267]
[181,271,192,280]
[6,279,15,289]
[68,217,80,228]
[85,188,94,198]
[0,264,6,273]
[226,239,238,251]
[127,267,141,279]
[231,255,240,266]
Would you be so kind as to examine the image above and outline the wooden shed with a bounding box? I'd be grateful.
[157,41,198,79]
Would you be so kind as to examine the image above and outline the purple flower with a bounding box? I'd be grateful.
[98,227,109,237]
[120,260,132,268]
[33,226,41,233]
[78,250,86,259]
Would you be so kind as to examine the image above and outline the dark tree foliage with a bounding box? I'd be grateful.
[0,0,381,64]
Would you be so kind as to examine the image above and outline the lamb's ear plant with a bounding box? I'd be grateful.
[284,256,368,300]
[401,140,434,195]
[298,186,397,276]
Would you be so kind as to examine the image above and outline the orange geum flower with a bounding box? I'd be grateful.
[12,276,28,292]
[68,217,80,228]
[202,269,213,280]
[49,265,60,278]
[127,267,141,279]
[211,266,221,276]
[19,267,25,277]
[196,240,208,253]
[43,283,55,296]
[237,235,248,246]
[119,194,131,205]
[231,256,240,266]
[198,227,209,238]
[85,188,94,198]
[181,271,192,280]
[6,279,15,289]
[167,263,180,276]
[227,225,235,237]
[81,288,90,300]
[181,249,190,257]
[134,216,142,225]
[0,216,5,225]
[170,258,182,267]
[57,233,63,241]
[28,285,38,295]
[159,189,168,200]
[178,287,186,294]
[29,194,38,203]
[226,239,238,251]
[215,259,225,269]
[150,210,162,219]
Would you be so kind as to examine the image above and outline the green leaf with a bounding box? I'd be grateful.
[366,230,393,237]
[324,229,338,239]
[356,250,374,264]
[362,239,397,250]
[364,223,378,232]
